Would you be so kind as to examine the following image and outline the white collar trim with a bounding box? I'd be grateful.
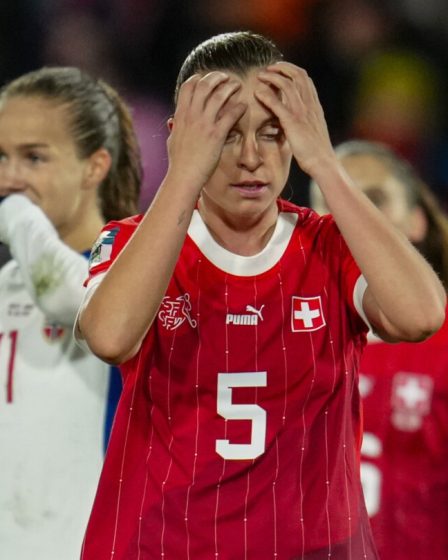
[187,209,298,276]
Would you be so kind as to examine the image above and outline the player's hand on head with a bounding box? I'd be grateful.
[168,72,246,189]
[255,62,335,177]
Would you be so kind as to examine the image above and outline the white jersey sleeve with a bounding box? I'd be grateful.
[0,194,89,326]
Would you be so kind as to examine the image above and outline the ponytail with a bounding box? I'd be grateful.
[97,81,142,221]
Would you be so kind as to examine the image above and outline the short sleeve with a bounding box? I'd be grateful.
[319,214,370,330]
[85,216,141,286]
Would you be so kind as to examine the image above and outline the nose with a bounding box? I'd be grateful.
[237,137,262,172]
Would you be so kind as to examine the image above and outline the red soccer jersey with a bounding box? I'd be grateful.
[81,200,377,560]
[359,314,448,560]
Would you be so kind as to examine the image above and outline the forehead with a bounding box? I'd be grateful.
[341,153,389,180]
[0,95,72,146]
[341,154,406,198]
[228,68,276,121]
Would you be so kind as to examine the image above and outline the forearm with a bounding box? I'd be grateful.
[0,195,89,326]
[252,62,444,339]
[78,170,199,363]
[312,158,446,340]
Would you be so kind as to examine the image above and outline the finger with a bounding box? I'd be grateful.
[258,67,315,111]
[217,101,247,134]
[254,85,291,122]
[191,71,232,113]
[257,71,305,114]
[175,74,201,117]
[266,61,307,81]
[203,79,242,122]
[266,63,318,108]
[308,78,325,117]
[175,72,231,122]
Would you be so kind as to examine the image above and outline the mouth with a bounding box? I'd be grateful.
[230,181,268,197]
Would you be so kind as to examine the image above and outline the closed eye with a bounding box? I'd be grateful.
[259,125,283,141]
[224,129,239,144]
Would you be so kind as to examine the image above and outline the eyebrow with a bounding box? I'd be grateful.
[228,117,281,132]
[259,118,280,127]
[18,143,50,149]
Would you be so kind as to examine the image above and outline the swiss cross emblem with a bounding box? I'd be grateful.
[392,373,433,413]
[391,373,434,431]
[291,296,325,332]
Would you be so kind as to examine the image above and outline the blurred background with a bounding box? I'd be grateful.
[2,0,448,209]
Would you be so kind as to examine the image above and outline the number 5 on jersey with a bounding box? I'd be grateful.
[216,371,267,460]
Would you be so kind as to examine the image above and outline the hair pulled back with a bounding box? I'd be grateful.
[174,31,283,105]
[1,66,142,221]
[335,140,448,289]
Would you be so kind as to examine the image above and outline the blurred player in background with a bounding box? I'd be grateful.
[311,139,448,560]
[0,66,141,559]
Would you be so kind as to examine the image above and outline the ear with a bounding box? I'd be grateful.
[167,116,174,133]
[83,148,112,190]
[408,206,428,243]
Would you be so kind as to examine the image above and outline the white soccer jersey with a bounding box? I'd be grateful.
[0,195,112,560]
[0,259,110,559]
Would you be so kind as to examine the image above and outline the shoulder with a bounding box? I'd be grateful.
[95,214,143,245]
[88,214,143,273]
[278,198,332,226]
[102,214,143,235]
[277,199,338,244]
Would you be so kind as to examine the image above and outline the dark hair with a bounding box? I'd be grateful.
[0,66,142,221]
[335,140,448,289]
[174,31,283,104]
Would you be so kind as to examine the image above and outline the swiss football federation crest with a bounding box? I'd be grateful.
[158,293,197,331]
[391,372,434,431]
[291,296,325,332]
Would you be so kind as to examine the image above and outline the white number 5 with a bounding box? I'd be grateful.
[216,371,267,460]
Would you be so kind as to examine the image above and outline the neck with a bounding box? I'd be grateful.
[197,199,278,256]
[59,209,105,253]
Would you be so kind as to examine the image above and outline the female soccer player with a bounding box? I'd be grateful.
[77,32,445,559]
[312,139,448,560]
[0,66,141,559]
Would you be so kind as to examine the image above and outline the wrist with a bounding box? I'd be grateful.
[164,166,206,198]
[307,156,347,192]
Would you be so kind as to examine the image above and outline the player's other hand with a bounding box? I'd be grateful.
[255,62,336,177]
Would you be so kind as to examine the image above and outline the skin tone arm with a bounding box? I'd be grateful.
[256,62,446,342]
[77,72,247,364]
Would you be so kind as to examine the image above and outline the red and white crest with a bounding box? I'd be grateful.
[291,296,325,332]
[158,293,197,331]
[42,323,66,342]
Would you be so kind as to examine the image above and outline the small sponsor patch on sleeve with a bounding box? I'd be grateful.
[89,226,120,269]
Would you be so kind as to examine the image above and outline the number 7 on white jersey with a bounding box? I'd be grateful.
[216,371,267,460]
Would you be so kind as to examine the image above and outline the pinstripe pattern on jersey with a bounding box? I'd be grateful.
[81,201,378,560]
